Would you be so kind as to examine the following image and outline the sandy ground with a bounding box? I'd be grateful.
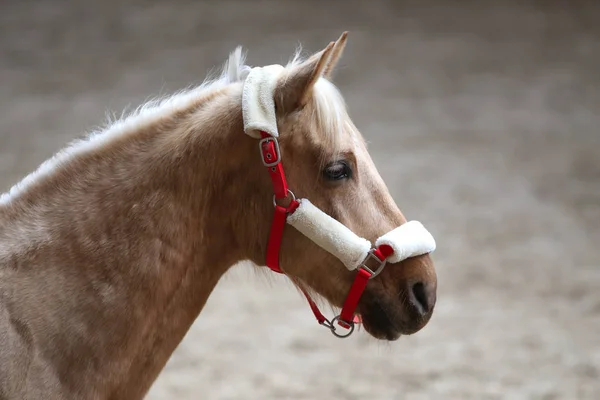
[1,0,599,398]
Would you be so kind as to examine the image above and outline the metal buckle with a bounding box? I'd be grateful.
[360,249,387,279]
[321,315,355,339]
[259,137,281,167]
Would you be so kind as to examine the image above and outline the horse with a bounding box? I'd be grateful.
[0,32,438,399]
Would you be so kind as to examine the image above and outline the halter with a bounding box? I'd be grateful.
[257,132,433,338]
[242,64,435,338]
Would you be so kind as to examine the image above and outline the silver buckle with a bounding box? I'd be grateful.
[360,250,387,279]
[259,137,281,167]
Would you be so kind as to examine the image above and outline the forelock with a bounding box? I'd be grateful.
[308,78,362,161]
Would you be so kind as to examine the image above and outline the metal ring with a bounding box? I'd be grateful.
[329,315,355,338]
[272,189,296,208]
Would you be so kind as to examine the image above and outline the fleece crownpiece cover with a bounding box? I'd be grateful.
[242,64,285,139]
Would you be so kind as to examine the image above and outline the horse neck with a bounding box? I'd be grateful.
[0,84,270,398]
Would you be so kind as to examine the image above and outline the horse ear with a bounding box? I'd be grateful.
[274,41,335,114]
[323,31,349,79]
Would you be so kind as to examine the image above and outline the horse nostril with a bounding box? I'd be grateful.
[410,282,433,315]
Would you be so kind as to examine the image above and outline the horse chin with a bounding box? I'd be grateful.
[358,295,431,341]
[360,314,403,341]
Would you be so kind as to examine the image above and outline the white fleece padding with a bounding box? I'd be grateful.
[287,199,372,271]
[242,64,285,138]
[375,221,436,264]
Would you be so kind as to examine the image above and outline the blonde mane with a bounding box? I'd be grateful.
[0,46,354,205]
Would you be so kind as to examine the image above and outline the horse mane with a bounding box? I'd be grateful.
[0,45,355,205]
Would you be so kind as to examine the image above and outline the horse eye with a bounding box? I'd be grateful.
[323,161,352,181]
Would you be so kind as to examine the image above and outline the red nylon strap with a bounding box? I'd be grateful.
[338,268,372,328]
[265,205,288,273]
[264,196,325,324]
[260,132,288,199]
[290,277,328,325]
[336,244,392,328]
[265,201,299,273]
[374,244,394,260]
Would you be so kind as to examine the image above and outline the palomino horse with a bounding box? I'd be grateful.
[0,32,437,399]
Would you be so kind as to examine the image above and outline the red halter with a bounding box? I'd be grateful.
[258,131,394,338]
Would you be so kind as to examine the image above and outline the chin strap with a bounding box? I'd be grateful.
[259,131,394,338]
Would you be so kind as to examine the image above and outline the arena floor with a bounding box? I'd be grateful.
[1,0,599,398]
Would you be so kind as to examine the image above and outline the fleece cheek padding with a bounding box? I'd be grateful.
[286,199,372,271]
[374,220,436,264]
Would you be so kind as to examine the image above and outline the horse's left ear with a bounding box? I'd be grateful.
[323,31,349,78]
[274,41,335,114]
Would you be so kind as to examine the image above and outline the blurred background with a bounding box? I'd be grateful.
[1,0,599,398]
